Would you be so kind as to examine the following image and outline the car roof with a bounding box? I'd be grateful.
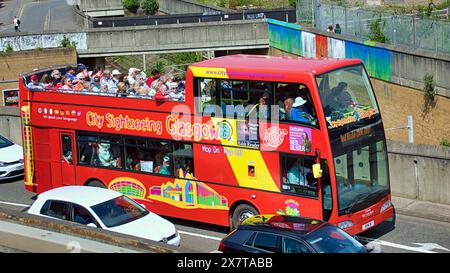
[38,186,123,207]
[238,214,328,236]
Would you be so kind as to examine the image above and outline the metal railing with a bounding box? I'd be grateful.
[93,8,296,28]
[297,0,450,54]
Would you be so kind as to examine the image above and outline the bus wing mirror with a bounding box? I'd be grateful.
[312,163,323,179]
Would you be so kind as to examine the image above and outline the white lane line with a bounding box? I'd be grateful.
[0,201,30,208]
[178,230,223,241]
[359,236,437,253]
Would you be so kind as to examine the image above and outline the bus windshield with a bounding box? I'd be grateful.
[316,65,379,129]
[333,139,389,214]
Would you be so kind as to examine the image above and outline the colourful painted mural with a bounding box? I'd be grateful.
[267,19,392,82]
[109,177,147,200]
[148,170,229,210]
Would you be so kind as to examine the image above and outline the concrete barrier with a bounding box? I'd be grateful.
[0,207,191,253]
[78,0,125,17]
[387,140,450,205]
[158,0,231,15]
[0,106,21,145]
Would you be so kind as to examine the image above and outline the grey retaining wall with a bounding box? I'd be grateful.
[158,0,231,14]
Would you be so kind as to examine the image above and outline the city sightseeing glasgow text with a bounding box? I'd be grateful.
[85,111,223,142]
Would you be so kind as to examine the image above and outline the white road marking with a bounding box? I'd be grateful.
[0,201,30,208]
[178,230,223,241]
[359,236,449,253]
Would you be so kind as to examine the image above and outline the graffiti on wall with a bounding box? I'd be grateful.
[267,19,392,82]
[0,33,87,52]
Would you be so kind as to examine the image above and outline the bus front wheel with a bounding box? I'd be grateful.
[86,180,106,188]
[231,204,258,230]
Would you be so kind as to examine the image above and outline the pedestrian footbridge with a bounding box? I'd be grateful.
[0,20,269,58]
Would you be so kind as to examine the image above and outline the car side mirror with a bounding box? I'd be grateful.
[312,163,323,179]
[86,223,97,228]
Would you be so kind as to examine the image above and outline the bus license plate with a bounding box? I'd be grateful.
[362,220,375,231]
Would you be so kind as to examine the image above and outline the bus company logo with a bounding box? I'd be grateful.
[263,126,288,148]
[218,120,233,140]
[362,208,375,219]
[38,108,42,114]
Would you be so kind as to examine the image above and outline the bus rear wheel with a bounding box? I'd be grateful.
[86,180,106,188]
[231,204,258,230]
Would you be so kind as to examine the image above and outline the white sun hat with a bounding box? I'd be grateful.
[292,97,307,108]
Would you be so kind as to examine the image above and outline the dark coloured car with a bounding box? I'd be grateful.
[218,214,368,253]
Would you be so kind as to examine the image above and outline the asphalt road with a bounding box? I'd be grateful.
[1,177,450,253]
[0,0,81,33]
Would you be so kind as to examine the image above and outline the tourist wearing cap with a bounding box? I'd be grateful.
[290,96,314,124]
[159,156,171,175]
[27,75,46,91]
[91,76,102,92]
[112,69,122,81]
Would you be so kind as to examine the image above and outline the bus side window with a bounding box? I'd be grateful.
[275,83,318,126]
[281,155,318,198]
[172,143,194,178]
[61,134,73,164]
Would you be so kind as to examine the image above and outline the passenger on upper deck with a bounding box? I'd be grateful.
[146,68,160,88]
[169,82,184,101]
[27,75,45,91]
[101,70,118,94]
[40,74,52,89]
[64,66,76,82]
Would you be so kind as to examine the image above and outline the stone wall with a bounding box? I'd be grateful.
[0,48,77,105]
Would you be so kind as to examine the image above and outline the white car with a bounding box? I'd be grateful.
[28,186,181,246]
[0,134,24,181]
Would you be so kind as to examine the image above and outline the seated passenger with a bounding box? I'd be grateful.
[97,142,118,168]
[324,82,355,115]
[60,77,73,91]
[40,74,52,88]
[287,162,311,186]
[91,76,101,92]
[116,82,128,97]
[27,75,45,91]
[284,98,294,120]
[80,139,98,165]
[159,156,171,175]
[64,66,77,82]
[290,97,315,124]
[154,84,171,101]
[168,82,184,101]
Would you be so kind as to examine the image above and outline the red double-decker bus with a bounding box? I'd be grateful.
[19,55,395,234]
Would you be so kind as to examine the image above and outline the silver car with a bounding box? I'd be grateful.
[0,135,24,181]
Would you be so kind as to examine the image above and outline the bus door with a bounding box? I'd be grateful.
[59,132,76,186]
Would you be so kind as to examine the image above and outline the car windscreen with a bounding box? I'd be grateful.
[305,225,366,253]
[0,135,14,149]
[91,195,149,228]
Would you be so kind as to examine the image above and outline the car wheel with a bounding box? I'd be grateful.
[231,204,258,230]
[86,180,106,188]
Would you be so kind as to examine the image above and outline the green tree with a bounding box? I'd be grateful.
[141,0,159,14]
[122,0,140,12]
[368,17,389,43]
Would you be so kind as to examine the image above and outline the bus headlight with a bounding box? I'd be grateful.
[380,200,392,213]
[338,221,353,230]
